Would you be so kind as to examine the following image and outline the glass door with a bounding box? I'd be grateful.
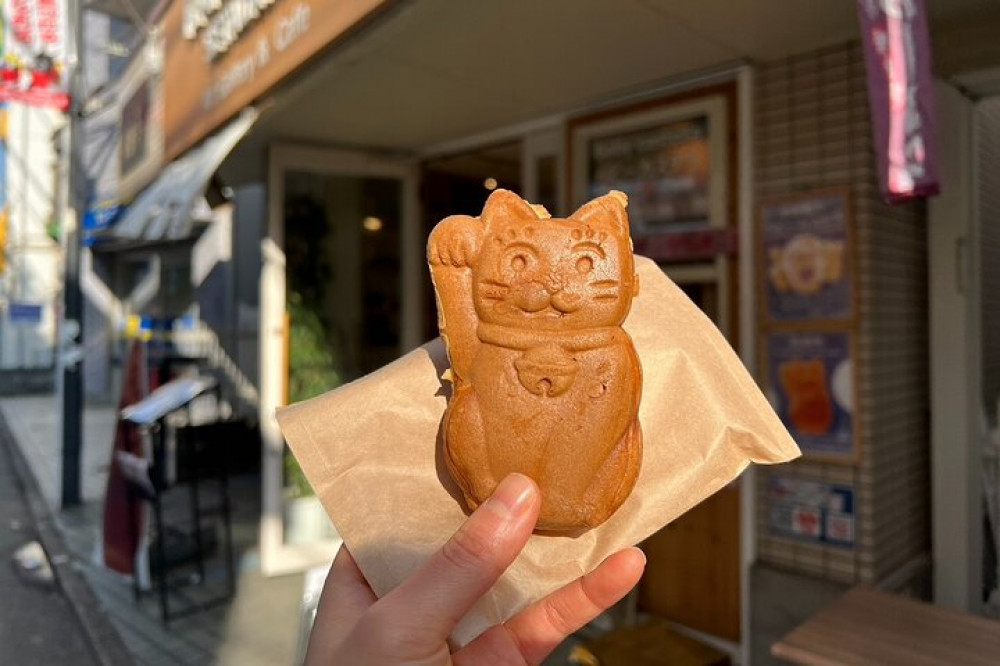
[261,145,419,575]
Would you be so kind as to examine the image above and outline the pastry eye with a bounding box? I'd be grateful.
[576,256,594,274]
[502,243,538,273]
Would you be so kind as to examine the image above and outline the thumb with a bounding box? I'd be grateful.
[377,474,540,642]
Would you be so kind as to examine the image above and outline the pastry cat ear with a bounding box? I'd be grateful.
[481,189,539,229]
[570,190,630,235]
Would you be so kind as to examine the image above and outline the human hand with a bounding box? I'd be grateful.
[305,473,645,665]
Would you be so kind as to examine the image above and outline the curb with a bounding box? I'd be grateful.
[0,409,135,666]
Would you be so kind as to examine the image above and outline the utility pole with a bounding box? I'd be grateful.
[60,0,85,507]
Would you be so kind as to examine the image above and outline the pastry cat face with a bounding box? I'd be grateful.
[472,191,636,331]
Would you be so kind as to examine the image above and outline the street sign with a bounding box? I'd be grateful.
[7,302,43,324]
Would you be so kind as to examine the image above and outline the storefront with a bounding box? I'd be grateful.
[97,0,1000,662]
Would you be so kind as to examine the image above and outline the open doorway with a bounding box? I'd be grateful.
[420,141,522,339]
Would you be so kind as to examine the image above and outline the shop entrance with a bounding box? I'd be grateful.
[260,145,420,575]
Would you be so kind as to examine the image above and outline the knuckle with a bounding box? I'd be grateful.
[541,596,579,638]
[440,524,494,574]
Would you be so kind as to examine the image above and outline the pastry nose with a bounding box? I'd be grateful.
[544,273,563,294]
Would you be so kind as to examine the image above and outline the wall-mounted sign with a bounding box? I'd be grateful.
[8,302,43,324]
[587,117,710,230]
[765,330,858,463]
[759,190,854,324]
[768,475,855,548]
[162,0,390,160]
[570,93,730,237]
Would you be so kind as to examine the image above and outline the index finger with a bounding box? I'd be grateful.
[379,473,540,640]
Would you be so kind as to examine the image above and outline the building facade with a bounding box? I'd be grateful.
[84,1,1000,663]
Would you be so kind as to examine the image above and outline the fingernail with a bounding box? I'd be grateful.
[483,473,537,520]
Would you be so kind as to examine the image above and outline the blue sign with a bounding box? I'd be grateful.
[8,302,43,324]
[768,476,855,548]
[83,202,124,245]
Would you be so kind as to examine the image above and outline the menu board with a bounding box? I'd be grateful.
[765,330,857,462]
[586,116,712,234]
[760,191,853,323]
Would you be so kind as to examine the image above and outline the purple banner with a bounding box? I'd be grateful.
[858,0,940,203]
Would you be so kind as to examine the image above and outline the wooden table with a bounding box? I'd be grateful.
[772,587,1000,665]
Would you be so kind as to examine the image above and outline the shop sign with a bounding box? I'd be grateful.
[858,0,939,203]
[586,116,711,233]
[162,0,390,160]
[0,0,70,111]
[185,0,279,60]
[768,476,855,548]
[759,190,854,324]
[764,330,858,463]
[570,91,731,240]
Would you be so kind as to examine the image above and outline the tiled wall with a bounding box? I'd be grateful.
[754,42,930,584]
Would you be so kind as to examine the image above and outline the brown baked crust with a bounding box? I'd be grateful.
[428,190,643,532]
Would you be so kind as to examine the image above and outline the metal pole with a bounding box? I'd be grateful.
[61,0,84,507]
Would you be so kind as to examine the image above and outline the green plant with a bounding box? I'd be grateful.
[284,290,341,498]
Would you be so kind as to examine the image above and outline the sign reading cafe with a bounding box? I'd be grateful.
[184,0,280,60]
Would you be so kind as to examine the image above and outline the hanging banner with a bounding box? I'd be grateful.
[0,0,70,110]
[857,0,939,203]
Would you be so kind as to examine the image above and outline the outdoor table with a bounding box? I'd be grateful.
[771,586,1000,665]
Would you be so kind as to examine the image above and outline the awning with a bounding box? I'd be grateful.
[112,108,258,242]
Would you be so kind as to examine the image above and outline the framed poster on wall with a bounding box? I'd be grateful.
[758,189,854,324]
[764,329,859,463]
[569,93,729,235]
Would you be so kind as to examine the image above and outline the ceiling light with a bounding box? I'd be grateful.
[483,177,498,191]
[362,216,383,232]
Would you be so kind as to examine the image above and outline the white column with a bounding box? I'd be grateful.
[928,80,982,612]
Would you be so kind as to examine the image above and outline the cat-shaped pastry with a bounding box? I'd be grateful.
[428,189,643,532]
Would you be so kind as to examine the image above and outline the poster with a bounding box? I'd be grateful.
[760,191,853,323]
[587,116,711,234]
[768,475,855,548]
[0,0,70,110]
[766,330,857,462]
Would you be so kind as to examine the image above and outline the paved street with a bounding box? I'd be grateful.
[0,429,98,665]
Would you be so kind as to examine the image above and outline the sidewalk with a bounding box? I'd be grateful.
[0,395,304,665]
[0,395,117,511]
[0,416,99,665]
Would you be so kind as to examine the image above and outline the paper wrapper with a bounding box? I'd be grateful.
[276,256,799,645]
